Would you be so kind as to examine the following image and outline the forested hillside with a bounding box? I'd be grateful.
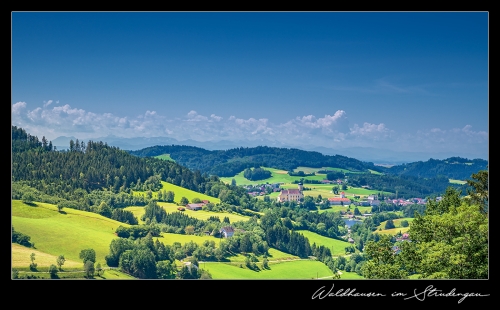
[11,126,267,216]
[128,145,382,177]
[380,157,488,180]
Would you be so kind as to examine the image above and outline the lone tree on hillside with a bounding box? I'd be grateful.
[95,263,102,277]
[22,192,35,205]
[49,264,59,279]
[180,197,189,205]
[79,248,96,265]
[29,252,37,270]
[56,255,65,270]
[385,219,395,229]
[84,261,95,278]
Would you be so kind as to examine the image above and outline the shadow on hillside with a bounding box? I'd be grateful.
[25,202,37,207]
[58,210,67,215]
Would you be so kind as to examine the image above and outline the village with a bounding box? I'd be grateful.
[241,181,433,209]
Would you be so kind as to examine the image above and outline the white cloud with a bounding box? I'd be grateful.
[210,114,222,122]
[350,122,391,138]
[186,110,208,122]
[12,101,27,114]
[43,100,53,107]
[11,101,488,159]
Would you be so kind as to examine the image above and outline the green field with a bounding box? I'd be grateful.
[280,183,392,198]
[318,206,372,214]
[220,167,328,186]
[155,154,175,162]
[12,188,370,280]
[449,179,466,184]
[12,243,82,269]
[124,202,251,224]
[12,200,128,265]
[296,230,354,256]
[222,248,300,263]
[376,218,414,235]
[97,268,136,279]
[292,166,347,174]
[203,259,336,279]
[133,181,221,204]
[338,271,365,279]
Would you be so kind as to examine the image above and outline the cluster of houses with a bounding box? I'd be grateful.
[244,183,281,197]
[392,233,411,254]
[275,183,431,208]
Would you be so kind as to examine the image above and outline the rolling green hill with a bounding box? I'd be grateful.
[133,181,221,204]
[204,259,335,279]
[12,199,129,265]
[296,230,354,256]
[124,202,250,224]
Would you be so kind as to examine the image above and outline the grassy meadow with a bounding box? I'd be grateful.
[155,154,175,162]
[220,167,327,186]
[281,183,391,198]
[12,243,82,269]
[12,200,128,265]
[338,271,365,279]
[133,181,221,204]
[204,259,335,279]
[124,202,251,225]
[296,230,354,256]
[221,248,300,263]
[376,218,414,235]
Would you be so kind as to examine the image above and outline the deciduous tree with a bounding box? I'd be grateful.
[79,248,96,264]
[84,260,95,278]
[49,264,58,278]
[56,255,65,270]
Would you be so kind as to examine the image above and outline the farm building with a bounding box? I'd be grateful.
[186,204,203,211]
[367,195,380,206]
[220,226,235,238]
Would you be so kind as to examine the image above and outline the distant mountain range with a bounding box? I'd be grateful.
[51,135,488,165]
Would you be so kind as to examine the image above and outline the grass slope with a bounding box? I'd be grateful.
[133,181,221,204]
[281,183,392,198]
[204,259,335,279]
[376,218,414,235]
[220,167,327,186]
[155,154,175,162]
[296,230,353,256]
[12,200,128,265]
[124,202,250,225]
[12,243,82,269]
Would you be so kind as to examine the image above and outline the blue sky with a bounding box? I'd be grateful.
[12,12,488,160]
